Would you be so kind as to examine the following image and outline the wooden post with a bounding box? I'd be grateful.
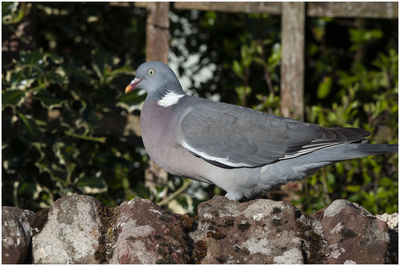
[144,2,170,187]
[280,2,306,201]
[280,2,305,120]
[145,2,169,63]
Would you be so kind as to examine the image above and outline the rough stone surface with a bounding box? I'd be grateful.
[314,199,391,264]
[3,195,398,264]
[190,196,326,264]
[109,198,193,264]
[377,212,398,232]
[32,195,103,264]
[376,212,398,263]
[2,206,35,263]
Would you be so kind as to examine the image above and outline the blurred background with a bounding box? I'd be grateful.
[2,2,398,215]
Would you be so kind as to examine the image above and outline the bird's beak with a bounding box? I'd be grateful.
[125,78,143,94]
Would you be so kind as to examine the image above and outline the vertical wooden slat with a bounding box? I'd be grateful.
[279,2,306,203]
[144,2,170,188]
[280,2,305,120]
[145,2,170,64]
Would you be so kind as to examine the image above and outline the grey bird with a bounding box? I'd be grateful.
[125,61,397,201]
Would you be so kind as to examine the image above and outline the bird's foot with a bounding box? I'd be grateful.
[225,191,269,202]
[224,193,241,201]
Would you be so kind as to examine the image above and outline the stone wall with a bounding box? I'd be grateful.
[2,195,398,264]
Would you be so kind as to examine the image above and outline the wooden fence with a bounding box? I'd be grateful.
[117,2,399,120]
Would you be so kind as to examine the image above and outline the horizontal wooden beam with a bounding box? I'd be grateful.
[307,2,398,19]
[172,2,398,19]
[174,2,282,15]
[109,2,131,7]
[134,2,149,9]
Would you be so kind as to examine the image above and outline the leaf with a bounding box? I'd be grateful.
[346,185,360,193]
[18,113,40,138]
[75,176,107,194]
[2,2,25,25]
[232,60,243,79]
[379,177,393,187]
[20,50,46,67]
[317,76,332,99]
[64,131,106,143]
[33,90,65,109]
[134,183,150,199]
[253,57,266,67]
[107,66,134,80]
[47,71,67,85]
[235,86,251,105]
[241,45,252,67]
[46,53,64,64]
[2,89,25,108]
[18,181,38,198]
[116,91,146,112]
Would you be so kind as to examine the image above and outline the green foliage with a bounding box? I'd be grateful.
[2,2,26,24]
[349,28,383,51]
[317,76,332,99]
[296,20,398,215]
[2,3,148,210]
[3,48,131,208]
[231,38,281,114]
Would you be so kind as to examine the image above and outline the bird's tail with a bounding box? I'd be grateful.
[252,143,397,197]
[353,143,397,155]
[311,143,397,162]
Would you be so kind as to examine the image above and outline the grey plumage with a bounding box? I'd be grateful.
[126,61,398,201]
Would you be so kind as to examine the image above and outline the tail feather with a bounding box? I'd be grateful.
[355,143,398,155]
[312,143,397,162]
[253,143,397,197]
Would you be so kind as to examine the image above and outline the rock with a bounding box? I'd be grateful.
[377,212,398,232]
[376,212,398,263]
[314,199,391,264]
[32,195,103,263]
[109,198,192,264]
[2,207,35,263]
[190,196,326,264]
[109,198,192,263]
[4,194,398,264]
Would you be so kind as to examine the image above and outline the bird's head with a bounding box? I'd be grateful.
[125,62,185,102]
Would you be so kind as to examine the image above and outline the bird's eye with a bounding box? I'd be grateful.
[148,69,155,76]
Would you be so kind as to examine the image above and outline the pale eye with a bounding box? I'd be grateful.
[148,69,155,76]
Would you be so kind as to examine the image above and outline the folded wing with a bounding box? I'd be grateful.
[177,99,370,168]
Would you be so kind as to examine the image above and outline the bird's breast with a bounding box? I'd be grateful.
[140,101,173,148]
[139,100,221,182]
[140,101,182,171]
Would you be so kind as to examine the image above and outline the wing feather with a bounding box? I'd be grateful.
[177,97,370,168]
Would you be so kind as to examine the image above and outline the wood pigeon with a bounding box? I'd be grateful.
[125,61,397,201]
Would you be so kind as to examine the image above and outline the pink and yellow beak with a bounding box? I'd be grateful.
[125,78,143,94]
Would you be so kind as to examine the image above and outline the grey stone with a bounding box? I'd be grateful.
[376,212,398,263]
[314,199,392,264]
[2,206,35,263]
[5,194,397,264]
[377,212,398,232]
[109,198,192,264]
[32,195,103,263]
[190,195,325,264]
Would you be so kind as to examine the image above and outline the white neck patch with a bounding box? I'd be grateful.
[157,91,185,107]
